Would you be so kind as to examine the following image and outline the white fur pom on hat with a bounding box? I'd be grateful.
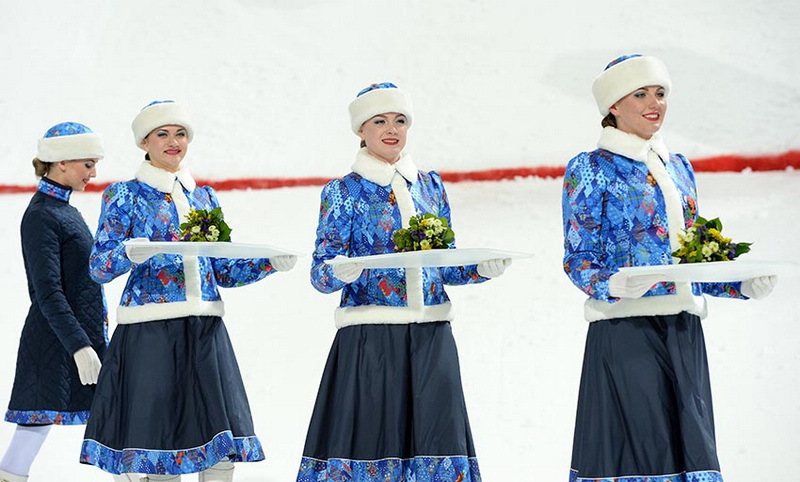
[348,83,413,134]
[37,122,104,163]
[592,54,672,116]
[132,100,194,149]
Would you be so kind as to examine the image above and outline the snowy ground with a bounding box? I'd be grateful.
[0,171,798,481]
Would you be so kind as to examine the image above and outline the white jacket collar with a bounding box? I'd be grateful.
[135,161,197,193]
[597,126,670,164]
[351,148,418,187]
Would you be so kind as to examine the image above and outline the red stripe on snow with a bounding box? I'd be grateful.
[2,150,799,194]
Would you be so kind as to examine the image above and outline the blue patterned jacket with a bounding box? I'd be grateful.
[562,127,744,321]
[311,149,487,328]
[90,162,277,324]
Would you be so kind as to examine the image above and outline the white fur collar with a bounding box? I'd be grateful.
[351,148,418,186]
[135,161,196,193]
[597,126,670,164]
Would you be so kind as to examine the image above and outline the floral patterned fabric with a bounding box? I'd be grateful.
[569,468,723,482]
[81,430,262,475]
[90,166,276,323]
[562,146,744,302]
[37,177,71,202]
[298,455,481,482]
[311,169,485,307]
[5,409,90,426]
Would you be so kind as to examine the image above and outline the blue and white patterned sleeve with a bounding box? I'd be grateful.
[562,152,615,300]
[90,183,134,284]
[310,179,352,294]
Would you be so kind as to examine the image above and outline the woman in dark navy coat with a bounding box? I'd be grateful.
[0,122,107,482]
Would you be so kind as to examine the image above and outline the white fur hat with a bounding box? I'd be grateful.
[132,100,194,148]
[37,122,104,163]
[348,83,413,134]
[592,55,672,116]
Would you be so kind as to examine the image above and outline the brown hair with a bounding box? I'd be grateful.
[601,113,617,128]
[32,158,51,178]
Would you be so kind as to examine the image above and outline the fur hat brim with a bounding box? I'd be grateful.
[348,88,413,134]
[132,102,194,148]
[37,133,104,163]
[592,56,672,116]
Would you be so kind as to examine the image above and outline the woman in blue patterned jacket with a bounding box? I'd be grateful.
[79,101,297,482]
[296,83,510,482]
[562,55,777,482]
[0,123,106,482]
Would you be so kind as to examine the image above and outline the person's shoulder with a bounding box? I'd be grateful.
[323,172,358,191]
[21,197,59,233]
[670,152,691,164]
[102,178,141,196]
[566,150,600,169]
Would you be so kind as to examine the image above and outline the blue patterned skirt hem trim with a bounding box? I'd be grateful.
[4,409,90,425]
[79,430,264,475]
[297,455,481,482]
[569,468,723,482]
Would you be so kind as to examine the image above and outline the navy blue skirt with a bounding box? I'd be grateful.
[297,322,481,482]
[80,316,263,475]
[569,312,723,482]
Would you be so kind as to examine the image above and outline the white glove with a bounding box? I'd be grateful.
[608,272,662,298]
[73,346,102,385]
[270,255,297,272]
[332,257,365,283]
[741,275,777,300]
[124,238,161,264]
[477,258,512,278]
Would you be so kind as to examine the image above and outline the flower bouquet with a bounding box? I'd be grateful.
[179,207,232,242]
[672,216,751,263]
[392,213,455,252]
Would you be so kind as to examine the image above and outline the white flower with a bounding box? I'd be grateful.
[191,226,201,233]
[420,239,431,250]
[684,229,696,243]
[708,241,719,253]
[209,225,219,234]
[702,245,714,257]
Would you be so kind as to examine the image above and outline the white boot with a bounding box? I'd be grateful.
[0,468,27,482]
[197,460,234,482]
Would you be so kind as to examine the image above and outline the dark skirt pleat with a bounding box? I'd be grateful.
[570,312,722,481]
[80,316,263,475]
[298,321,480,482]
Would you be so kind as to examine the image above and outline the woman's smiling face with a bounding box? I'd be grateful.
[358,112,408,164]
[609,85,667,140]
[140,125,189,172]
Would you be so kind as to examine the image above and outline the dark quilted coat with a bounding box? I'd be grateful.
[6,179,107,421]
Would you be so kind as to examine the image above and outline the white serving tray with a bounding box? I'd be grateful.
[324,248,533,269]
[123,240,303,262]
[616,260,800,283]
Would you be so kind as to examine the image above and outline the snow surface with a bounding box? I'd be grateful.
[2,1,800,185]
[1,1,800,480]
[1,172,799,481]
